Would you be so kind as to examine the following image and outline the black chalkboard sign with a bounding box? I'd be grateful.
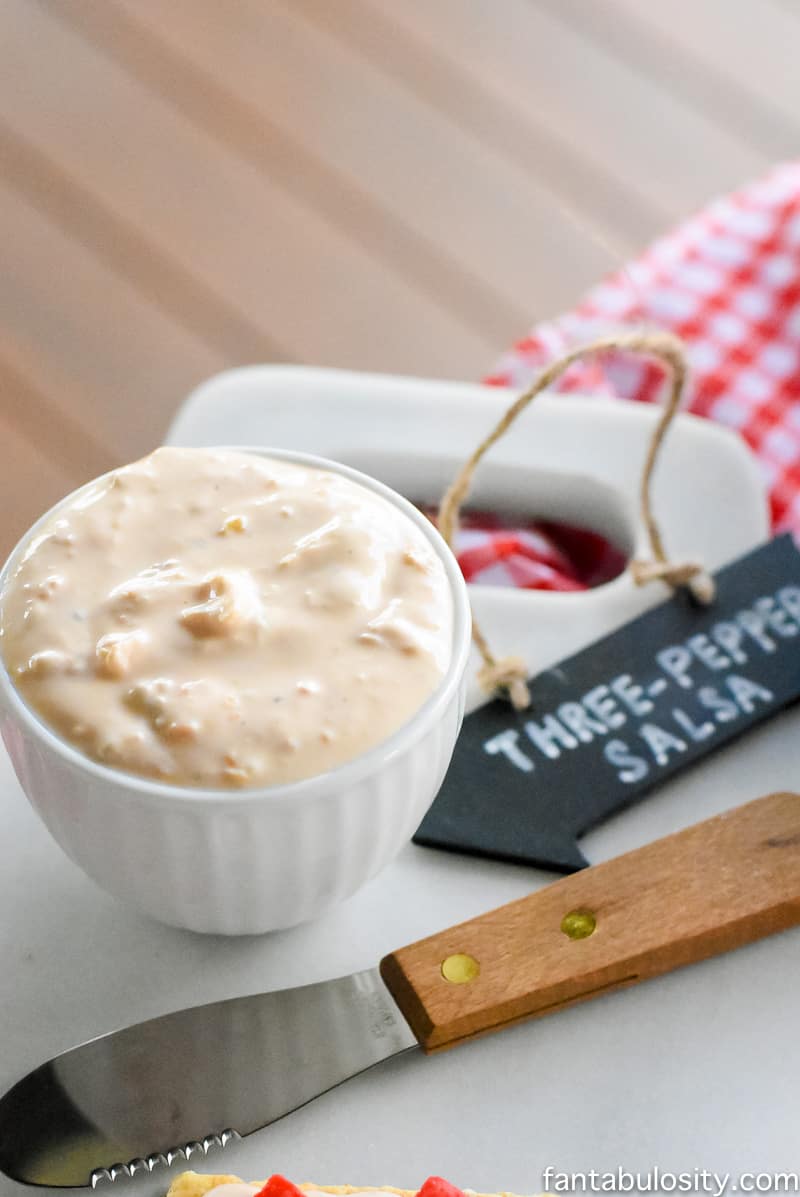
[415,534,800,872]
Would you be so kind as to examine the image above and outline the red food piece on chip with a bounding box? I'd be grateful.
[253,1176,306,1197]
[417,1178,467,1197]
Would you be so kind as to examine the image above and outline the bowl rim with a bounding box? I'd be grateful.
[0,445,472,809]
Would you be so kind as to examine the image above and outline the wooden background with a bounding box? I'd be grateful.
[2,0,799,553]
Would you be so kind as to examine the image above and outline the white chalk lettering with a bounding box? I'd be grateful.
[484,729,534,772]
[687,633,730,672]
[611,673,654,716]
[737,608,776,654]
[583,684,627,730]
[672,707,715,742]
[604,739,649,783]
[710,620,748,666]
[524,714,579,760]
[557,702,607,743]
[480,579,791,789]
[756,594,798,639]
[697,685,739,723]
[726,673,774,713]
[656,644,694,689]
[778,584,800,625]
[639,722,688,766]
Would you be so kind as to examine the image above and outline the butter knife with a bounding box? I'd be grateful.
[1,790,798,1189]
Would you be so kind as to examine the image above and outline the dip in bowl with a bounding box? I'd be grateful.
[0,447,471,933]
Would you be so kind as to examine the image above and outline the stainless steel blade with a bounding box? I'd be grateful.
[0,967,417,1189]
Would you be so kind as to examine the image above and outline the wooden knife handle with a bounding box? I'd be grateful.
[380,791,800,1052]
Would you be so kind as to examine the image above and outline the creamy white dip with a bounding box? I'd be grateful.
[1,448,452,788]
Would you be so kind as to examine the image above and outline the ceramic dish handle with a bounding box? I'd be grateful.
[380,791,800,1052]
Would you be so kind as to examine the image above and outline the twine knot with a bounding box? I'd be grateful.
[630,558,716,605]
[476,656,531,711]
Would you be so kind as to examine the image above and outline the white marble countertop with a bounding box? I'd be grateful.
[3,707,799,1197]
[2,371,798,1196]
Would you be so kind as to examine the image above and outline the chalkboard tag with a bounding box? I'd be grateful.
[414,534,800,873]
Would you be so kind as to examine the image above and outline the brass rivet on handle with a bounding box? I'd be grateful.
[441,953,480,984]
[561,910,597,940]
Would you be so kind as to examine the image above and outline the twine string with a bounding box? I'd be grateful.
[438,330,716,711]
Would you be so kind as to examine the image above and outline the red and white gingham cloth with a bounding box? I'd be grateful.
[454,163,800,591]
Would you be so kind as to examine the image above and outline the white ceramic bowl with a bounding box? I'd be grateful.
[0,448,472,934]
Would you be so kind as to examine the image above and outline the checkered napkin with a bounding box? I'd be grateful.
[458,163,800,590]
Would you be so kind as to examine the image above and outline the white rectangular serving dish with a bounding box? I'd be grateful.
[170,366,768,710]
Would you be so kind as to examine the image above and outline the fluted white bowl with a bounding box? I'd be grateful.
[0,449,471,934]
